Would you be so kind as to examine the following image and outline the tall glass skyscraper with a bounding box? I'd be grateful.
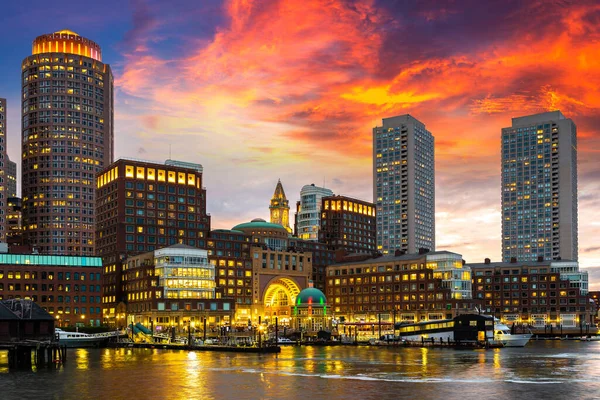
[21,30,114,255]
[501,111,578,262]
[373,115,435,254]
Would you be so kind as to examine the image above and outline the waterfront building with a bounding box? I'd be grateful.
[469,258,592,328]
[326,250,475,324]
[292,286,331,334]
[589,291,600,325]
[287,238,337,291]
[122,244,232,333]
[205,229,253,308]
[501,111,578,262]
[373,115,435,255]
[0,300,55,342]
[95,158,210,324]
[269,179,292,234]
[0,246,103,327]
[21,30,114,256]
[319,195,376,254]
[230,219,312,326]
[295,184,333,241]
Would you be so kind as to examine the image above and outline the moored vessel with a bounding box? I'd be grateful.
[55,328,120,348]
[489,320,532,347]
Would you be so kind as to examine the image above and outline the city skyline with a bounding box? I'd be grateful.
[0,1,598,285]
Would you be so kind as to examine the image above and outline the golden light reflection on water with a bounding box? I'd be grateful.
[75,349,89,370]
[492,348,503,379]
[420,347,428,375]
[0,351,8,373]
[1,342,600,400]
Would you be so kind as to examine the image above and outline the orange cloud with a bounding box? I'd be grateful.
[113,0,600,285]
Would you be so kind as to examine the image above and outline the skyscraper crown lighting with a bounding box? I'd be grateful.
[31,30,102,61]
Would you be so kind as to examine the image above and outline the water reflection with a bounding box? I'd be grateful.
[75,349,89,370]
[0,342,600,400]
[420,347,428,375]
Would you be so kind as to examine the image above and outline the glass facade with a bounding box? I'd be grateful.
[154,247,215,300]
[0,253,102,267]
[501,111,578,262]
[296,184,333,241]
[374,115,435,254]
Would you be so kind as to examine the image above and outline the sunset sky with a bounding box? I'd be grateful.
[0,0,598,286]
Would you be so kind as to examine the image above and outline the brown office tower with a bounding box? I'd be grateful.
[319,195,376,255]
[96,159,210,324]
[21,30,114,255]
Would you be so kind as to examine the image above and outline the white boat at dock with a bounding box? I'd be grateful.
[489,320,532,347]
[55,328,122,348]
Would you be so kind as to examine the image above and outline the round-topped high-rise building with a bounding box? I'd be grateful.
[21,30,114,255]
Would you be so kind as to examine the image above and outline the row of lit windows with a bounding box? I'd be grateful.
[97,165,201,189]
[323,199,375,216]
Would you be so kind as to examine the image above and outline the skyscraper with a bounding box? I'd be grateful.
[269,179,292,233]
[373,115,435,254]
[0,98,9,241]
[501,111,578,262]
[295,184,333,241]
[21,30,114,255]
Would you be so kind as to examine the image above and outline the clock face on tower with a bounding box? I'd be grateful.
[273,210,279,219]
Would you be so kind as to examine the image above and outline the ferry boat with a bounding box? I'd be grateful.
[489,320,532,347]
[55,328,119,348]
[395,314,531,347]
[396,314,493,343]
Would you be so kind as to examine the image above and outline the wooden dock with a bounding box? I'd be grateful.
[108,342,281,354]
[0,342,67,369]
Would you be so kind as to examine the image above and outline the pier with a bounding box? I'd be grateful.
[108,341,281,354]
[0,342,67,369]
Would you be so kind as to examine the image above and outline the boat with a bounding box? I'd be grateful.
[55,328,120,348]
[394,314,531,347]
[489,320,532,347]
[396,314,494,344]
[490,318,533,347]
[277,337,294,344]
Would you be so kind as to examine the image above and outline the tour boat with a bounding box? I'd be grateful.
[489,320,532,347]
[395,315,531,347]
[55,328,119,348]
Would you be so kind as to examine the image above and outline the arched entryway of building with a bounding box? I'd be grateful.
[263,277,301,327]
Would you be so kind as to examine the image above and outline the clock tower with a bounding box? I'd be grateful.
[269,179,292,234]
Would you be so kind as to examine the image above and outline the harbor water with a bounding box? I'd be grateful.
[0,340,599,400]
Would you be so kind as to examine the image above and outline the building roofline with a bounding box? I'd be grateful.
[329,250,461,267]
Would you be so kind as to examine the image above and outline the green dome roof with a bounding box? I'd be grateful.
[232,218,287,231]
[296,288,327,306]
